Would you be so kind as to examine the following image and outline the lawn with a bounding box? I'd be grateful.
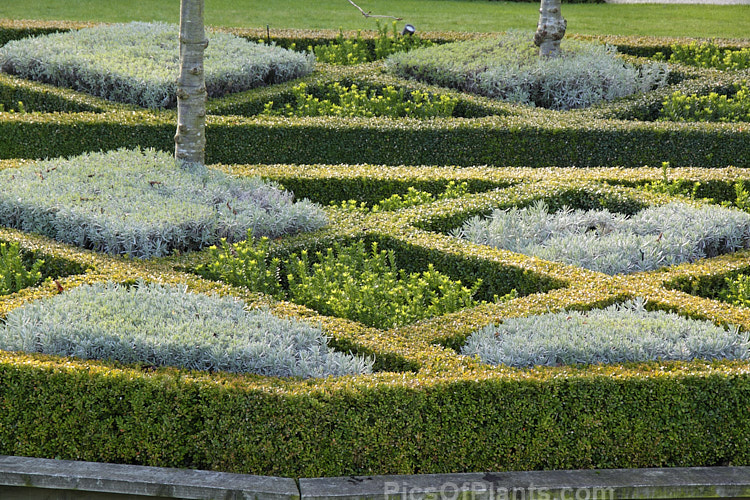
[0,0,748,38]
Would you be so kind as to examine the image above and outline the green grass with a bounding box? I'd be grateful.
[0,0,748,38]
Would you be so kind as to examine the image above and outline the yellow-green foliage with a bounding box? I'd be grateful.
[664,41,750,71]
[199,237,483,329]
[262,82,457,119]
[3,106,747,168]
[720,273,750,308]
[1,51,748,167]
[2,22,750,477]
[333,182,469,212]
[306,22,433,66]
[0,166,750,477]
[2,168,750,477]
[197,231,283,299]
[660,82,750,123]
[0,241,43,295]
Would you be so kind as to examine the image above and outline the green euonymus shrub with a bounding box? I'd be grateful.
[659,82,750,123]
[0,280,372,378]
[464,298,749,368]
[387,31,668,110]
[0,148,327,258]
[2,106,747,167]
[639,162,750,211]
[286,240,482,329]
[0,241,43,295]
[720,274,750,308]
[456,201,750,275]
[657,42,750,71]
[307,22,432,65]
[0,22,315,108]
[0,101,25,113]
[332,181,469,212]
[262,82,458,118]
[197,230,284,299]
[198,237,482,329]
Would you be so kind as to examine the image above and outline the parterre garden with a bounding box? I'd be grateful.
[0,17,750,477]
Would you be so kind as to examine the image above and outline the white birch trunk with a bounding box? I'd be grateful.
[175,0,207,165]
[534,0,567,58]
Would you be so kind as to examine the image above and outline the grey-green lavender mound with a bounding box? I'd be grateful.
[455,201,750,275]
[0,281,372,378]
[0,21,315,108]
[0,148,327,258]
[386,31,668,110]
[463,298,750,368]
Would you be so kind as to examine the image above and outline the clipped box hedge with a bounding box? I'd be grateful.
[570,33,750,58]
[2,69,748,167]
[0,72,120,113]
[1,22,749,167]
[2,107,748,167]
[0,19,97,47]
[3,350,747,477]
[2,165,750,476]
[2,22,750,477]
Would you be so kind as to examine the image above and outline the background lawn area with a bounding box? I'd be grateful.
[0,0,747,38]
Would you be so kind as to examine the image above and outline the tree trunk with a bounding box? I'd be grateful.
[534,0,566,58]
[175,0,207,166]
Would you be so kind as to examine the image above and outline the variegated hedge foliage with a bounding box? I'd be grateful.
[456,201,750,275]
[0,148,327,258]
[0,281,372,378]
[463,298,749,368]
[0,21,315,108]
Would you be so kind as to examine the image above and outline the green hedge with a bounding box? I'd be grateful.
[223,163,520,205]
[571,34,750,58]
[3,23,750,476]
[0,19,96,47]
[205,64,511,119]
[2,352,747,477]
[0,73,122,114]
[2,61,748,168]
[2,168,750,475]
[2,110,747,168]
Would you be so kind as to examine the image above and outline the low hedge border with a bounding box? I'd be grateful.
[0,19,97,47]
[2,63,748,167]
[1,345,748,477]
[205,62,515,119]
[3,164,750,475]
[570,34,750,58]
[2,24,750,475]
[226,163,750,205]
[3,25,749,168]
[0,72,133,114]
[221,163,525,205]
[2,106,747,167]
